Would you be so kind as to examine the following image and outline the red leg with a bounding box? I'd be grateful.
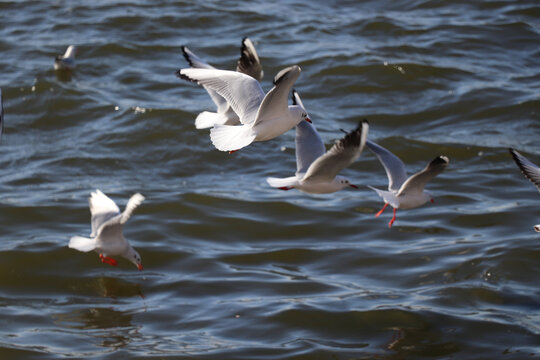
[99,254,118,266]
[278,186,293,191]
[229,150,238,154]
[375,203,389,217]
[388,208,397,228]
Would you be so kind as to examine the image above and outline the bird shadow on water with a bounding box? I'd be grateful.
[52,277,147,354]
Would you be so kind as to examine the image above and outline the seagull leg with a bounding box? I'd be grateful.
[99,254,118,266]
[228,150,238,154]
[278,186,293,191]
[388,208,397,228]
[375,203,389,217]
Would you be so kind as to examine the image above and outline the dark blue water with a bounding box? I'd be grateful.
[0,1,539,358]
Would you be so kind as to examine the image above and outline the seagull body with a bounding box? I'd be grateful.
[366,140,449,227]
[54,45,77,70]
[267,90,368,194]
[177,65,310,152]
[181,37,263,129]
[69,190,144,270]
[509,148,540,232]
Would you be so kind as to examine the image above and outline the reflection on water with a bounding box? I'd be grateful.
[54,307,138,350]
[92,277,145,300]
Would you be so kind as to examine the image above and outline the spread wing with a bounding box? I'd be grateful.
[398,156,449,196]
[89,190,120,237]
[366,140,408,192]
[302,120,368,183]
[236,37,263,82]
[291,90,325,178]
[253,65,300,126]
[177,68,264,125]
[181,46,230,114]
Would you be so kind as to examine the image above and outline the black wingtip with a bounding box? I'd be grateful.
[430,155,450,166]
[175,69,196,83]
[291,89,298,105]
[181,46,194,67]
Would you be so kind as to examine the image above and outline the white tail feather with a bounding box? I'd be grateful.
[195,111,226,129]
[210,124,256,152]
[367,186,400,208]
[267,176,299,189]
[69,236,96,252]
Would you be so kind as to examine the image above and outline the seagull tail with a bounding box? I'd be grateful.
[367,186,400,208]
[266,176,299,189]
[68,236,97,252]
[195,111,227,129]
[210,124,256,152]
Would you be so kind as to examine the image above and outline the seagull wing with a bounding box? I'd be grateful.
[302,120,368,183]
[366,140,408,192]
[177,68,264,125]
[398,156,449,196]
[291,90,325,178]
[510,148,540,192]
[89,190,120,237]
[253,65,300,126]
[181,46,230,114]
[236,37,263,82]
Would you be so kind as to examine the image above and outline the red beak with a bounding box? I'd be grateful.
[430,199,434,203]
[137,264,143,271]
[349,184,359,189]
[305,117,312,123]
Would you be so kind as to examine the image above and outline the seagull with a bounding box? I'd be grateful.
[181,37,263,129]
[69,190,145,270]
[54,45,77,70]
[0,88,3,140]
[267,90,368,194]
[509,148,540,232]
[177,65,311,152]
[366,140,449,228]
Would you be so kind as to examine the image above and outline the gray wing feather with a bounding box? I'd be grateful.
[366,140,408,191]
[510,148,540,192]
[181,46,230,114]
[236,37,263,82]
[253,65,301,126]
[291,90,325,178]
[302,120,368,182]
[398,156,449,196]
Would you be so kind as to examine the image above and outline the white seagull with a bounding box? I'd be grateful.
[509,148,540,232]
[177,65,311,152]
[69,190,145,270]
[366,140,449,228]
[267,90,368,194]
[0,88,3,140]
[181,37,263,129]
[54,45,77,70]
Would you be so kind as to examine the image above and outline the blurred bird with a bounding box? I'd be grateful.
[54,45,77,70]
[69,190,145,270]
[367,141,449,228]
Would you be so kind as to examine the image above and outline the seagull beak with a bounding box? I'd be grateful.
[349,184,359,189]
[430,198,434,203]
[305,117,312,123]
[137,264,143,271]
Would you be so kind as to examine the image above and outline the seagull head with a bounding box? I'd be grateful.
[336,176,357,190]
[126,247,143,271]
